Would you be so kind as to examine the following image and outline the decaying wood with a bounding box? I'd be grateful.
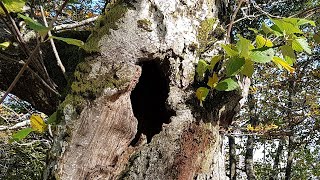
[42,0,249,179]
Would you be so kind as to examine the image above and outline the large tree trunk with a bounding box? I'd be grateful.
[1,0,248,179]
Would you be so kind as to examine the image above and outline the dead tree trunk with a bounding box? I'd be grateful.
[37,0,247,179]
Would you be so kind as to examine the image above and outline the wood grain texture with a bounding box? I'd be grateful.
[56,92,137,180]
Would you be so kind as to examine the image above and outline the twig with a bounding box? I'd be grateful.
[0,43,41,104]
[40,5,66,76]
[0,0,70,104]
[290,5,320,18]
[251,0,282,18]
[53,16,98,31]
[227,0,246,43]
[0,120,30,131]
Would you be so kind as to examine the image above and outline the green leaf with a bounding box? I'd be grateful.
[226,56,245,76]
[256,35,273,48]
[270,25,283,36]
[0,42,10,49]
[281,45,296,65]
[236,35,253,58]
[215,78,239,91]
[292,38,311,54]
[314,32,320,44]
[18,14,50,37]
[262,22,274,35]
[221,44,238,57]
[10,128,33,142]
[0,0,25,14]
[49,36,85,47]
[196,87,209,106]
[47,112,57,124]
[208,55,222,71]
[241,59,254,77]
[271,18,303,34]
[296,18,316,26]
[196,59,208,80]
[249,47,274,63]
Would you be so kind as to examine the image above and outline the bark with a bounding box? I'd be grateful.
[228,136,237,180]
[285,136,294,180]
[270,138,284,180]
[3,0,250,179]
[245,94,257,180]
[245,136,256,180]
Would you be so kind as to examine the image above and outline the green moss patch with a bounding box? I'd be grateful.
[84,2,129,52]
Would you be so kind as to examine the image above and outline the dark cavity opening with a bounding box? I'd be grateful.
[130,60,173,144]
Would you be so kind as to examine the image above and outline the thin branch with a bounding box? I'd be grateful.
[40,5,66,76]
[0,56,60,95]
[48,0,70,28]
[0,43,41,104]
[0,0,70,103]
[290,5,320,18]
[227,0,246,43]
[0,120,30,131]
[54,16,98,31]
[251,0,282,18]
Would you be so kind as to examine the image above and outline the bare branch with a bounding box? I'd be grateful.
[54,16,98,31]
[227,0,246,43]
[40,5,66,76]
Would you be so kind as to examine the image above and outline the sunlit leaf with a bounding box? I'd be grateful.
[226,56,245,76]
[236,35,253,58]
[292,37,311,54]
[196,59,208,81]
[207,73,219,88]
[272,56,295,73]
[30,114,47,133]
[271,18,303,34]
[10,128,33,142]
[0,42,10,49]
[241,59,254,77]
[215,78,239,91]
[18,14,50,37]
[250,47,274,63]
[49,36,85,47]
[221,44,238,57]
[208,55,222,71]
[0,0,25,14]
[247,124,255,131]
[196,87,209,106]
[256,35,273,48]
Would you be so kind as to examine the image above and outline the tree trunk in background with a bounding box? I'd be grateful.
[245,136,256,180]
[285,136,294,180]
[245,94,257,180]
[0,0,250,179]
[270,138,284,180]
[229,136,237,180]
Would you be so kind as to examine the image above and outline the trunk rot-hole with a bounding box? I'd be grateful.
[130,60,174,143]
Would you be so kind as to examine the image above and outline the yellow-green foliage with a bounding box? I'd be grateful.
[197,18,216,53]
[84,1,129,52]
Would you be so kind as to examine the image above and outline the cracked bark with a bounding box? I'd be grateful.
[2,0,250,179]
